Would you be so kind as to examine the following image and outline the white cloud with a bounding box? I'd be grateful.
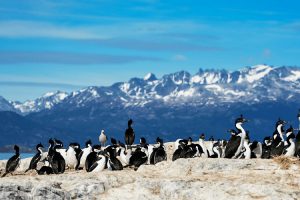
[173,54,187,61]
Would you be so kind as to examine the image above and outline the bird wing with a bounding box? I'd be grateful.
[225,136,241,158]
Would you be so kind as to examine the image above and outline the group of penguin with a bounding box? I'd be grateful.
[2,115,300,177]
[1,119,167,177]
[172,115,300,161]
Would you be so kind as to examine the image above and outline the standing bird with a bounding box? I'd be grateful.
[2,145,20,177]
[47,139,65,174]
[270,119,286,157]
[283,126,296,157]
[225,115,248,159]
[99,130,107,148]
[125,119,135,147]
[25,143,44,173]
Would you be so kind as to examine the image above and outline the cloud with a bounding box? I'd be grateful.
[0,20,105,39]
[83,38,223,52]
[0,51,163,65]
[172,54,187,61]
[0,81,84,89]
[263,49,271,58]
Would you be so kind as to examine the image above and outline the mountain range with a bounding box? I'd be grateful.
[1,64,300,149]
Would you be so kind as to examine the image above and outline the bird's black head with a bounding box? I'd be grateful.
[235,115,247,124]
[156,137,163,144]
[111,138,117,145]
[209,136,214,141]
[85,139,92,148]
[54,138,63,148]
[188,137,192,142]
[92,145,102,152]
[200,133,205,140]
[228,129,238,135]
[36,143,44,150]
[140,137,146,144]
[276,118,286,127]
[128,119,133,127]
[49,139,54,145]
[14,145,20,153]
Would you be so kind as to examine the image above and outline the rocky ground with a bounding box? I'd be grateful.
[0,143,300,200]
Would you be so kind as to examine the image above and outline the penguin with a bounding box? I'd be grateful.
[261,137,272,159]
[295,130,300,158]
[129,146,148,170]
[2,145,20,177]
[85,145,102,172]
[105,145,123,171]
[283,126,296,157]
[78,140,93,169]
[125,119,135,147]
[199,134,208,158]
[88,151,108,172]
[149,137,167,165]
[225,115,248,159]
[47,139,65,174]
[25,143,44,173]
[99,130,107,148]
[37,159,53,175]
[66,143,80,169]
[270,118,286,157]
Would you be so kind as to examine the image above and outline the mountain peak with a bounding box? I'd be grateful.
[144,73,157,81]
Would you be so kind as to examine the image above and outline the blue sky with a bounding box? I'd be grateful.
[0,0,300,101]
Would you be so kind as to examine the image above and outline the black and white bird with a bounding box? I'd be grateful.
[172,139,189,161]
[54,139,67,161]
[66,143,82,170]
[25,143,44,173]
[129,146,148,170]
[106,145,123,171]
[78,140,93,169]
[125,119,135,147]
[283,126,296,157]
[225,115,248,159]
[270,118,286,157]
[47,139,65,174]
[199,134,209,158]
[149,137,167,165]
[37,159,53,175]
[2,145,20,177]
[85,145,102,172]
[87,151,108,172]
[261,137,272,159]
[118,142,132,166]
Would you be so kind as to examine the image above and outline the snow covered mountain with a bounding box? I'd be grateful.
[1,64,299,114]
[12,91,68,114]
[0,64,300,148]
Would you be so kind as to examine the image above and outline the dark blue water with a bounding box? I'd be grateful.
[0,153,34,160]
